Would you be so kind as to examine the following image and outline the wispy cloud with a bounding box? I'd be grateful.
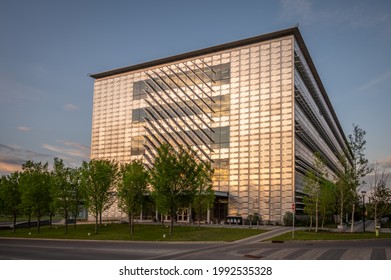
[41,141,90,168]
[0,74,47,104]
[279,0,313,24]
[0,144,50,175]
[0,141,90,175]
[363,160,391,191]
[42,143,89,159]
[59,140,89,151]
[42,140,90,163]
[63,103,78,111]
[379,156,391,170]
[17,126,31,132]
[279,0,391,29]
[355,71,391,93]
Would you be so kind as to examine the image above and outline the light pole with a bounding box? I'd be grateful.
[361,190,366,232]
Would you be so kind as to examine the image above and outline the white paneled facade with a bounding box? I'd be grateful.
[90,28,350,223]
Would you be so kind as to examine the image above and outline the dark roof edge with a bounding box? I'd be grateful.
[89,27,299,79]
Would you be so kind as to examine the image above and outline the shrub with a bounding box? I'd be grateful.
[283,211,293,226]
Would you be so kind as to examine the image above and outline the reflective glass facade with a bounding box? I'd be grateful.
[90,28,350,223]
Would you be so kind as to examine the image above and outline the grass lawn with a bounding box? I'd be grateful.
[0,223,266,242]
[270,230,391,242]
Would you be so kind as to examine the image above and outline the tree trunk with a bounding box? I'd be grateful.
[350,204,355,233]
[13,213,17,233]
[99,212,102,226]
[321,207,326,229]
[129,212,134,236]
[315,201,319,233]
[170,216,174,237]
[28,215,31,229]
[73,200,78,228]
[64,212,68,234]
[170,207,175,237]
[49,213,53,229]
[309,210,313,231]
[74,212,77,228]
[95,212,98,234]
[37,216,41,234]
[340,192,344,232]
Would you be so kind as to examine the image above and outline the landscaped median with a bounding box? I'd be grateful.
[268,230,391,242]
[0,223,267,242]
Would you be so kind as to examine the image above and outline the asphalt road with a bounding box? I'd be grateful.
[1,237,390,260]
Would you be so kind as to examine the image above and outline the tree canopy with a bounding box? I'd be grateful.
[0,172,22,232]
[117,160,149,236]
[80,159,118,234]
[18,161,52,233]
[51,158,80,233]
[149,144,211,236]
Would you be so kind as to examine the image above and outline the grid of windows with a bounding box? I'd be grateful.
[90,29,350,223]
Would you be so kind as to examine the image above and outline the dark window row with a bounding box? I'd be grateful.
[133,63,230,100]
[131,126,230,155]
[132,94,230,123]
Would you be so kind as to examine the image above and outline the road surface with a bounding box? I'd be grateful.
[1,236,390,260]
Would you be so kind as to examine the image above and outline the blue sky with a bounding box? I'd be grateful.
[1,0,390,175]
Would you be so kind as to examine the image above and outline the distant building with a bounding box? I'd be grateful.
[89,27,351,223]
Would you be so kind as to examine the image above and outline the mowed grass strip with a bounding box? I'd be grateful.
[270,230,391,241]
[0,223,266,242]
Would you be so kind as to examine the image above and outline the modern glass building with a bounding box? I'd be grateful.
[89,27,351,223]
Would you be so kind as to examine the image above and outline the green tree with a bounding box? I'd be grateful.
[336,152,354,230]
[303,152,327,232]
[347,124,371,232]
[51,158,76,234]
[368,165,391,227]
[69,166,82,228]
[80,159,118,234]
[0,172,22,232]
[303,171,316,230]
[319,181,336,229]
[149,144,200,236]
[192,161,214,228]
[283,211,294,226]
[19,161,51,234]
[117,160,149,236]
